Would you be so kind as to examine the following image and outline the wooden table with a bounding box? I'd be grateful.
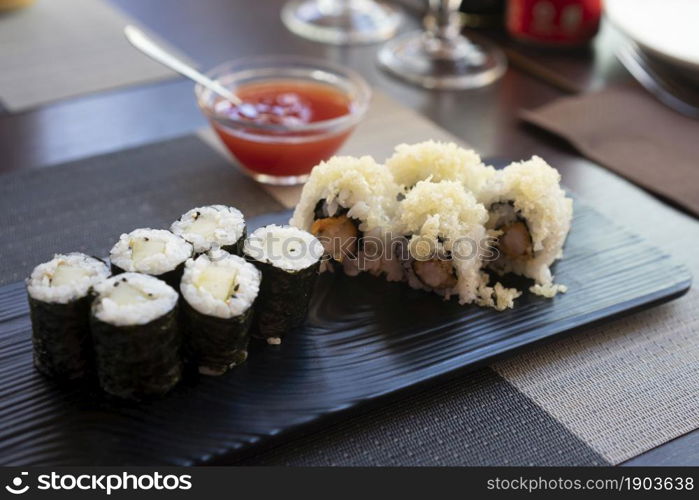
[0,0,695,465]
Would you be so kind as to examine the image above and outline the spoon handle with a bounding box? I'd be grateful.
[124,25,242,106]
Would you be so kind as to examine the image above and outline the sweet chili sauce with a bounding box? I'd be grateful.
[211,80,354,178]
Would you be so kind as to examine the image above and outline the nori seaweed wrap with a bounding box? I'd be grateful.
[26,253,111,381]
[243,225,322,344]
[90,273,182,400]
[171,205,247,256]
[180,252,261,375]
[109,228,192,289]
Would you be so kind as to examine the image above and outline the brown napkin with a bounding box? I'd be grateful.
[521,85,699,217]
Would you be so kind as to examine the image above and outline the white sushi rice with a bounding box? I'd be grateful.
[27,253,110,304]
[480,156,573,296]
[398,180,514,306]
[290,155,400,234]
[92,273,178,326]
[171,205,245,254]
[386,140,496,193]
[289,144,573,309]
[180,251,261,319]
[110,228,192,276]
[476,279,523,311]
[244,225,322,272]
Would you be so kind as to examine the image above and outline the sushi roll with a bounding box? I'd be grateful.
[290,155,402,279]
[480,156,573,297]
[243,225,322,344]
[180,251,261,375]
[386,141,496,194]
[26,253,110,380]
[109,229,193,289]
[396,180,521,310]
[171,205,246,256]
[90,273,182,399]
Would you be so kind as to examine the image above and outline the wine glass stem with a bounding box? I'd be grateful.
[425,0,463,41]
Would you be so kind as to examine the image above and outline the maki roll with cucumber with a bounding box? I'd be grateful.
[26,253,110,380]
[180,251,261,375]
[243,225,322,344]
[109,228,193,289]
[171,205,246,256]
[90,273,182,400]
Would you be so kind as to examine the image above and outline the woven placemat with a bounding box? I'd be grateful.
[0,132,611,466]
[238,369,607,466]
[202,94,699,465]
[492,163,699,465]
[0,0,190,112]
[0,91,696,465]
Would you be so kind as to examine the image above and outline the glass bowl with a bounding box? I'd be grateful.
[195,56,371,185]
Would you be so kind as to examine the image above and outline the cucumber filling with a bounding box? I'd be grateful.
[187,215,219,240]
[110,279,152,305]
[50,262,92,287]
[195,265,239,302]
[130,238,167,264]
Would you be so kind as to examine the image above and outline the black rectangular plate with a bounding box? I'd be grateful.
[0,202,691,465]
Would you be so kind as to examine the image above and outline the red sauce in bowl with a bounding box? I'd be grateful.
[210,81,355,180]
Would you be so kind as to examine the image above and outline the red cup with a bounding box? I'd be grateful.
[506,0,602,46]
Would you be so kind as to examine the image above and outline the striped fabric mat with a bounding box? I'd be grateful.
[0,92,696,465]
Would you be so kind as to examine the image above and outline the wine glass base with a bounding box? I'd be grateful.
[282,0,401,45]
[378,30,507,89]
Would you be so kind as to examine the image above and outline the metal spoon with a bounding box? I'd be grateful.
[124,25,242,106]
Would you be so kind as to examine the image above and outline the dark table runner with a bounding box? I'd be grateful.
[0,135,281,285]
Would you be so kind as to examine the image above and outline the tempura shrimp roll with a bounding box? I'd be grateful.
[386,141,495,193]
[396,180,521,309]
[290,156,402,279]
[480,156,573,297]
